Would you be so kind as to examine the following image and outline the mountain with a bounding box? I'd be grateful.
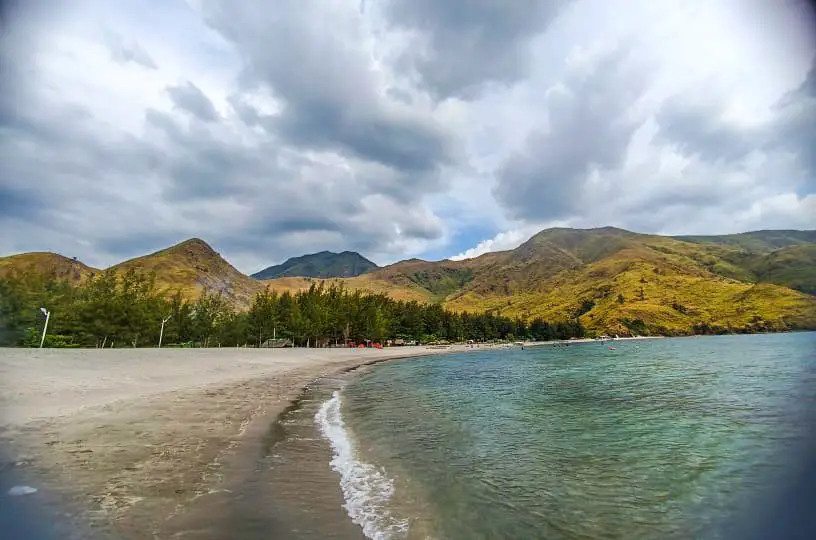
[343,227,816,335]
[444,228,816,334]
[111,238,264,307]
[675,230,816,252]
[0,252,98,282]
[256,274,433,303]
[252,250,377,279]
[672,230,816,295]
[740,245,816,296]
[3,227,815,335]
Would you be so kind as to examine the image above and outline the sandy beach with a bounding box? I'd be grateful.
[0,346,467,539]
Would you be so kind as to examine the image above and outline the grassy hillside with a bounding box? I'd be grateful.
[0,252,98,283]
[252,250,377,279]
[672,230,816,294]
[260,273,432,303]
[676,230,816,252]
[110,238,264,307]
[3,227,814,334]
[447,249,815,335]
[746,245,816,295]
[443,228,816,335]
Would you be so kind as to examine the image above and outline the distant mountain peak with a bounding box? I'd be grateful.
[172,237,215,251]
[110,237,262,307]
[0,251,98,282]
[252,250,378,279]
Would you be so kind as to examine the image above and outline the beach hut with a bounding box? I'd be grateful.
[260,338,293,348]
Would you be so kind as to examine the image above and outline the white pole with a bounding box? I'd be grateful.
[159,315,171,348]
[39,310,50,348]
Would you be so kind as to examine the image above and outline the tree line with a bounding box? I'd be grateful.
[0,268,584,348]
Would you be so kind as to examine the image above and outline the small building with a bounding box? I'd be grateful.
[260,338,293,348]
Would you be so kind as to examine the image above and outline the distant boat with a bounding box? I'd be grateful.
[608,346,616,350]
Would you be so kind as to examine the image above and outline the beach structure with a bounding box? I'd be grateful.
[260,338,293,348]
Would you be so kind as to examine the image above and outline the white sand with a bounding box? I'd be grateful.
[0,346,453,427]
[0,346,464,539]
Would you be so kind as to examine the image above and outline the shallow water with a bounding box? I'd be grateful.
[333,333,816,539]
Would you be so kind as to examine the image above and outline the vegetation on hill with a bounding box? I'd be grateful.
[0,269,582,348]
[675,230,816,252]
[260,274,432,303]
[252,250,377,279]
[442,228,816,336]
[670,230,816,294]
[745,245,816,296]
[110,238,264,307]
[0,252,97,283]
[2,227,814,339]
[369,259,477,302]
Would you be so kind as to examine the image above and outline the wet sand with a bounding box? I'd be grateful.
[0,346,466,539]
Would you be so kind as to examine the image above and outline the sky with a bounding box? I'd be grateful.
[1,0,814,273]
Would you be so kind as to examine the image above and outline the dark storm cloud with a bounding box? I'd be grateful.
[656,55,816,194]
[0,98,153,197]
[107,35,157,70]
[142,109,371,208]
[144,108,184,140]
[0,0,519,266]
[166,81,219,122]
[401,220,443,241]
[165,142,275,200]
[383,0,571,99]
[226,94,260,127]
[232,209,365,249]
[95,232,186,259]
[0,185,43,220]
[800,58,816,97]
[199,0,455,176]
[277,104,451,173]
[494,43,648,221]
[767,56,816,192]
[0,78,443,268]
[1,95,160,181]
[781,55,816,102]
[655,99,756,163]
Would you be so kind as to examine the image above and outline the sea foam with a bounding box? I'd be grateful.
[315,391,409,540]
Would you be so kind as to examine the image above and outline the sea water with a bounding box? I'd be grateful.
[318,333,816,539]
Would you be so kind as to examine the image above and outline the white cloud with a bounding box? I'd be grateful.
[0,0,813,272]
[450,225,546,261]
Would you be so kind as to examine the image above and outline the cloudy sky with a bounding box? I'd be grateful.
[1,0,814,272]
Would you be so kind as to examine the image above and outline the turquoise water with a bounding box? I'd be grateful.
[330,334,816,539]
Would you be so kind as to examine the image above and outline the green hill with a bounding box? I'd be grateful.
[675,230,816,252]
[0,252,98,283]
[439,228,816,335]
[345,227,816,336]
[111,238,264,307]
[252,250,377,279]
[673,230,816,294]
[3,227,815,336]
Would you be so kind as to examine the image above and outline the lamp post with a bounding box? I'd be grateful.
[39,307,50,348]
[158,315,172,348]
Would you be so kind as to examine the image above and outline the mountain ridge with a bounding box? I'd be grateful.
[2,227,815,335]
[0,252,99,282]
[110,237,264,306]
[251,250,378,279]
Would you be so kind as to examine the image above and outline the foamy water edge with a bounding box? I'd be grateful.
[315,390,409,540]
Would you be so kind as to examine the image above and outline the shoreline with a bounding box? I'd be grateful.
[521,335,664,347]
[0,346,474,539]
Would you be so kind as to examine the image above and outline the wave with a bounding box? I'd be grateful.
[315,391,409,540]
